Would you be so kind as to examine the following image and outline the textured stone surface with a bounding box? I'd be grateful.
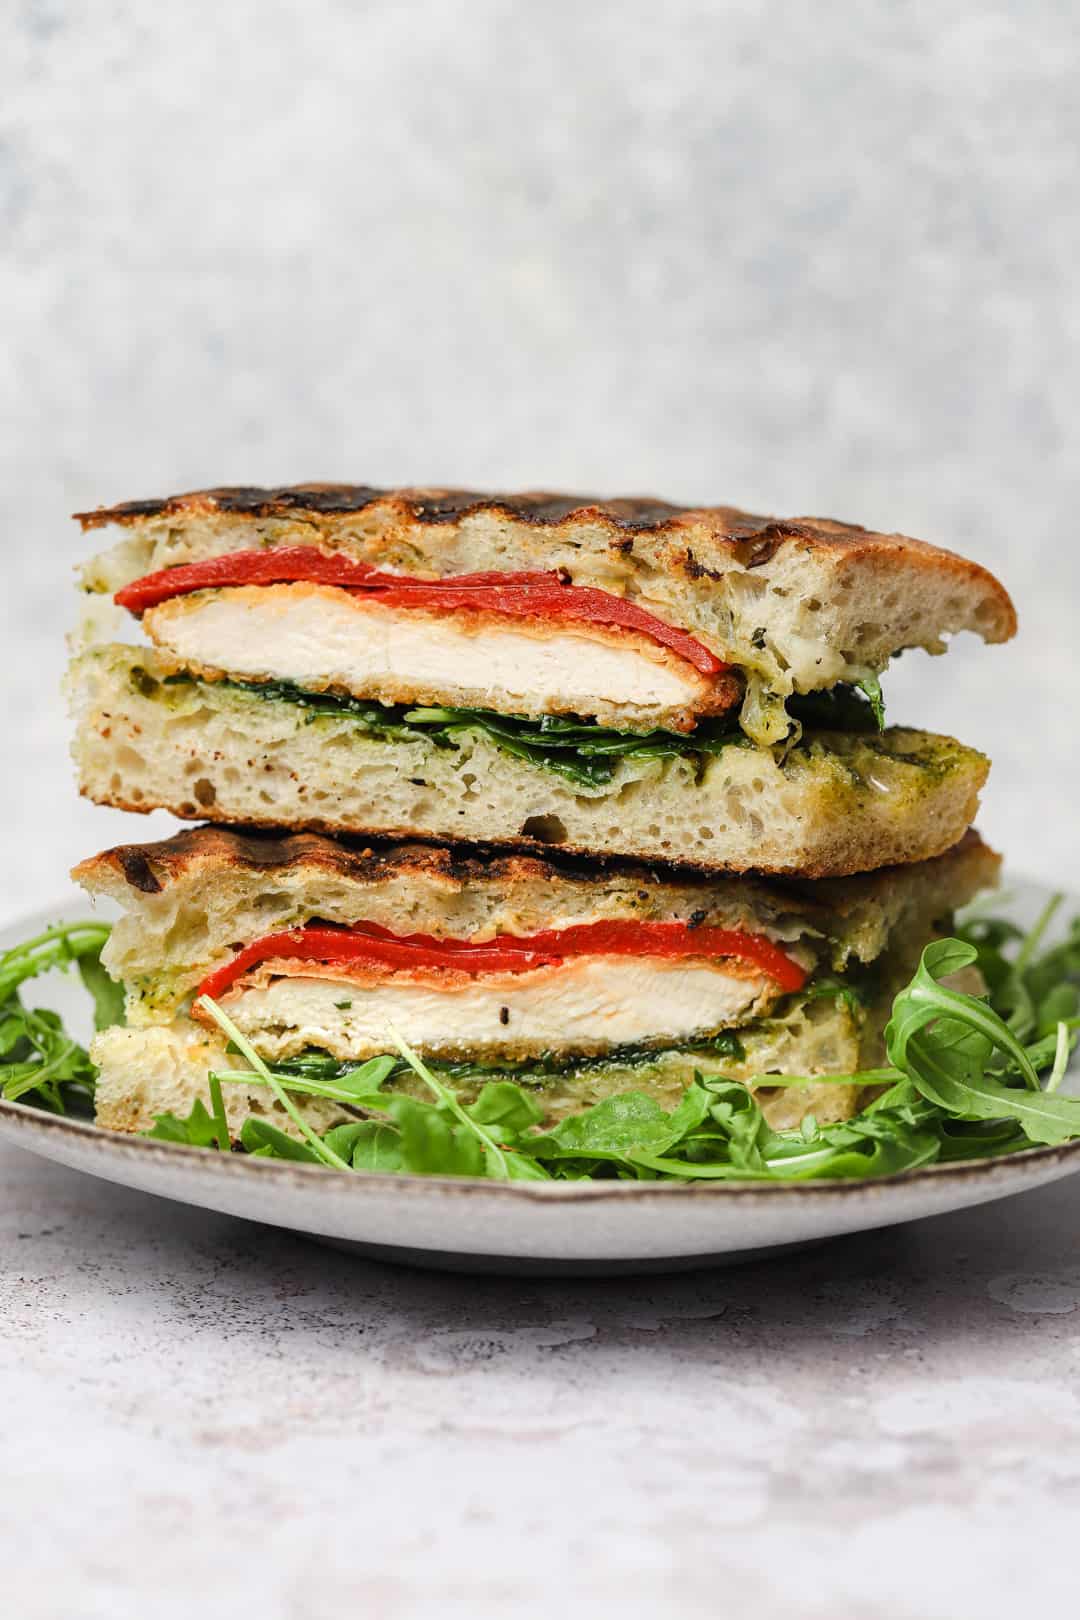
[1,2,1079,908]
[3,1138,1079,1619]
[2,8,1079,1610]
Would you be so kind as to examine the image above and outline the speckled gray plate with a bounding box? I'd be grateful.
[1,886,1078,1275]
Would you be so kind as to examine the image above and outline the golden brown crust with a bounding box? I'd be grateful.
[769,826,999,913]
[73,825,673,897]
[73,821,994,906]
[75,483,768,535]
[73,482,1017,642]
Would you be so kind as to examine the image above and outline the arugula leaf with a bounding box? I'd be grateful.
[956,904,1049,1042]
[631,1117,941,1181]
[522,1084,714,1170]
[854,672,886,730]
[77,951,127,1032]
[147,1097,223,1148]
[906,1046,1080,1145]
[384,1094,486,1178]
[0,921,116,1115]
[886,939,1042,1088]
[215,1052,400,1108]
[240,1117,320,1162]
[467,1081,545,1135]
[877,936,1080,1145]
[330,1119,406,1173]
[524,1092,685,1166]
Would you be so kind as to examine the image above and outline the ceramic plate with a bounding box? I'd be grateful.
[1,884,1078,1275]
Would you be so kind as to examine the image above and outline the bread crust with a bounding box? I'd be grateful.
[76,484,728,532]
[74,820,993,908]
[74,482,1017,643]
[73,824,674,898]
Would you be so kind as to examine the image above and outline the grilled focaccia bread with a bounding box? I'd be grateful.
[76,483,1015,744]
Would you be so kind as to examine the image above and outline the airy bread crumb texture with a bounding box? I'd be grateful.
[69,645,990,879]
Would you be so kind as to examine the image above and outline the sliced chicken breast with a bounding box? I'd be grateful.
[141,583,739,732]
[200,954,775,1061]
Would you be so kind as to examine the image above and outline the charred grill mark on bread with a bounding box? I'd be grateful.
[71,482,1018,645]
[74,825,749,898]
[77,485,755,533]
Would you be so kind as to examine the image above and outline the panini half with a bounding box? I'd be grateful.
[75,826,999,1140]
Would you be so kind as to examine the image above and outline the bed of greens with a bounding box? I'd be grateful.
[2,896,1079,1184]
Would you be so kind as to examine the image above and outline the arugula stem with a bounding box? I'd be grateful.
[0,922,113,1000]
[742,1069,901,1088]
[1046,1021,1070,1094]
[195,995,352,1171]
[1015,894,1064,976]
[0,922,111,957]
[209,1068,394,1108]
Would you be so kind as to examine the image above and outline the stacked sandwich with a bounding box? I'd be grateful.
[66,485,1013,1146]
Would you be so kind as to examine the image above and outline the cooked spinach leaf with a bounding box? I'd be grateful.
[184,676,883,789]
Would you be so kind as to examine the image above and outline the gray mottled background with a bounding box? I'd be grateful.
[2,0,1077,908]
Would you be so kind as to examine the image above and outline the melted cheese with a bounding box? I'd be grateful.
[143,584,704,716]
[216,955,772,1061]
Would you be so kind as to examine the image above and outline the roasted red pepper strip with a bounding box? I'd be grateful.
[115,548,727,678]
[196,919,807,1003]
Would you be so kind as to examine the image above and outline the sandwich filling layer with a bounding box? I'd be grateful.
[202,957,775,1061]
[120,549,739,731]
[76,825,1002,1136]
[69,643,992,876]
[190,920,806,1060]
[141,584,728,731]
[116,549,727,674]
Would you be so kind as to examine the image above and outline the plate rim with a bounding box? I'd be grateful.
[3,1091,1079,1205]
